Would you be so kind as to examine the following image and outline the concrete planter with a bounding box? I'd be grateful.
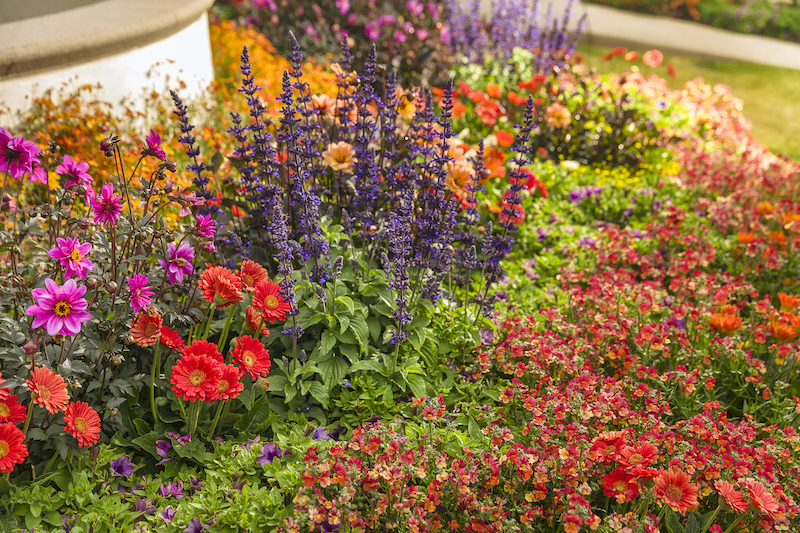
[0,0,215,126]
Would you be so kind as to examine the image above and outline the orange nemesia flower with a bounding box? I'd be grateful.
[654,468,699,515]
[737,231,757,244]
[26,366,69,414]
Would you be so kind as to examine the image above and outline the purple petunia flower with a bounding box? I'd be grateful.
[159,480,184,499]
[25,278,92,336]
[182,517,206,533]
[127,274,154,314]
[159,242,195,285]
[144,129,166,161]
[155,439,172,465]
[0,128,41,179]
[160,506,176,524]
[56,155,93,190]
[89,183,123,226]
[110,456,135,477]
[48,237,94,279]
[194,214,216,238]
[256,443,291,466]
[312,426,330,441]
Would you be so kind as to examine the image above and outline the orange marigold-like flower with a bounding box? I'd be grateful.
[63,401,101,447]
[321,141,357,172]
[777,292,800,311]
[198,264,243,308]
[709,313,742,334]
[130,311,163,347]
[238,260,269,293]
[0,393,26,424]
[746,480,780,517]
[159,326,185,352]
[767,319,797,342]
[245,306,271,337]
[714,480,748,513]
[253,279,292,323]
[654,468,699,515]
[232,335,272,380]
[0,423,28,473]
[26,366,69,414]
[756,202,774,215]
[209,363,244,402]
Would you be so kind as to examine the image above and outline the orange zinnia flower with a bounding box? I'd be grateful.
[26,366,69,414]
[0,423,28,473]
[746,480,780,517]
[198,265,243,308]
[63,401,101,447]
[714,480,748,513]
[777,292,800,311]
[768,319,797,342]
[654,468,699,515]
[130,311,163,347]
[756,202,774,215]
[238,260,269,293]
[709,313,742,334]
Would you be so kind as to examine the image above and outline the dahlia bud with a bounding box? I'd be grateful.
[165,161,177,173]
[107,281,118,294]
[78,217,90,230]
[256,378,270,391]
[52,335,65,344]
[163,181,175,194]
[23,339,39,356]
[87,277,98,289]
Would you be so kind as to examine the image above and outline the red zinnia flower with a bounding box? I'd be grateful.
[619,441,658,469]
[0,394,26,424]
[198,265,243,308]
[590,431,627,463]
[602,469,640,503]
[654,468,699,515]
[209,364,244,402]
[231,335,272,380]
[26,366,69,414]
[714,480,748,513]
[182,340,223,364]
[159,326,185,352]
[130,311,162,347]
[170,354,223,402]
[253,279,292,322]
[746,480,780,517]
[238,260,270,293]
[0,423,28,473]
[245,306,271,337]
[63,401,101,447]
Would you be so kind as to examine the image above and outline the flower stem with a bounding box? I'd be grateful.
[202,303,217,341]
[217,304,237,359]
[149,341,162,424]
[208,400,226,438]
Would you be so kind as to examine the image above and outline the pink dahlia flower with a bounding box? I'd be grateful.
[89,183,123,226]
[0,128,41,179]
[159,242,195,285]
[127,273,154,314]
[144,129,166,161]
[56,155,93,190]
[47,237,94,279]
[25,278,92,336]
[194,214,216,238]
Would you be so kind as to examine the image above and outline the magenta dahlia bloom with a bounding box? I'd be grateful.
[89,183,123,226]
[25,278,92,336]
[194,214,216,238]
[159,242,195,285]
[56,155,93,190]
[127,273,154,314]
[29,158,47,185]
[144,129,166,161]
[48,237,94,279]
[0,128,41,179]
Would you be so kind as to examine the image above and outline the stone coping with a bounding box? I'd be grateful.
[0,0,215,80]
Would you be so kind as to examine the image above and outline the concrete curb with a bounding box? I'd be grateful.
[0,0,215,80]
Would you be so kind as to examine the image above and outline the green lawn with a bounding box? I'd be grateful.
[576,43,800,160]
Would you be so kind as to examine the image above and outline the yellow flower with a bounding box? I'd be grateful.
[321,142,357,172]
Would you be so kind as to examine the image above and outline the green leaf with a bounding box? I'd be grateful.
[338,315,350,335]
[131,431,160,458]
[307,382,329,408]
[335,296,355,315]
[350,360,384,373]
[319,356,350,390]
[267,375,289,391]
[367,317,382,343]
[172,438,208,463]
[133,418,150,437]
[339,343,359,363]
[318,330,337,358]
[666,507,684,533]
[407,374,426,399]
[381,384,394,405]
[468,418,481,440]
[685,514,699,533]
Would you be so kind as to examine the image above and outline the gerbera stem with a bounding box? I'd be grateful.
[699,506,720,533]
[208,400,226,438]
[217,304,237,358]
[202,303,217,341]
[150,342,162,424]
[187,400,200,435]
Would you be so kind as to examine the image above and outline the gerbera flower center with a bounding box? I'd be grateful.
[54,301,72,317]
[188,370,206,387]
[627,453,644,465]
[0,440,8,459]
[217,380,229,393]
[664,485,684,502]
[242,351,256,366]
[144,323,159,337]
[70,249,83,262]
[0,404,8,416]
[604,444,617,455]
[37,386,51,400]
[613,481,627,492]
[243,275,254,286]
[264,295,279,310]
[74,417,88,433]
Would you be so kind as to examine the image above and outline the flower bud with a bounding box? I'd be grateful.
[107,281,118,294]
[87,278,98,289]
[99,138,112,153]
[23,339,39,356]
[163,181,175,194]
[256,378,270,391]
[78,217,90,230]
[165,161,177,173]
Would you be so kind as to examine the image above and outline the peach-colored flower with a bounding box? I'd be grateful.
[446,162,474,198]
[746,480,780,517]
[26,367,69,414]
[654,468,698,515]
[311,94,337,119]
[238,260,270,293]
[544,103,571,129]
[642,50,663,67]
[715,480,748,513]
[322,142,357,172]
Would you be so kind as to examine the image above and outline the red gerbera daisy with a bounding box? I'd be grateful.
[590,430,627,463]
[245,306,271,337]
[198,264,243,308]
[602,469,640,503]
[746,480,780,517]
[26,366,69,414]
[654,468,699,515]
[130,311,162,347]
[619,442,659,469]
[182,340,224,364]
[253,279,292,323]
[231,335,272,380]
[0,423,28,473]
[170,354,223,402]
[159,326,185,352]
[63,401,101,447]
[209,364,244,402]
[0,394,26,424]
[238,260,269,293]
[715,480,748,513]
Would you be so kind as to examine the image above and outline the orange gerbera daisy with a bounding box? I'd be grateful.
[746,480,780,517]
[238,261,269,293]
[245,306,271,337]
[0,423,28,473]
[130,311,163,347]
[618,442,659,469]
[231,335,272,380]
[602,469,639,503]
[777,292,800,311]
[63,401,101,447]
[182,340,224,364]
[714,480,748,513]
[590,431,627,463]
[654,468,699,515]
[0,394,26,424]
[209,363,244,401]
[768,319,797,342]
[170,353,223,402]
[26,366,69,414]
[198,265,243,308]
[709,313,743,334]
[159,326,185,352]
[253,279,292,323]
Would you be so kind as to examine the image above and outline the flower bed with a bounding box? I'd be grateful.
[0,5,798,533]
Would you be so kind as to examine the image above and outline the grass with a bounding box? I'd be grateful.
[576,42,800,160]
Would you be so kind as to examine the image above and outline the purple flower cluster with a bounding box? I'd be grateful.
[567,185,605,204]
